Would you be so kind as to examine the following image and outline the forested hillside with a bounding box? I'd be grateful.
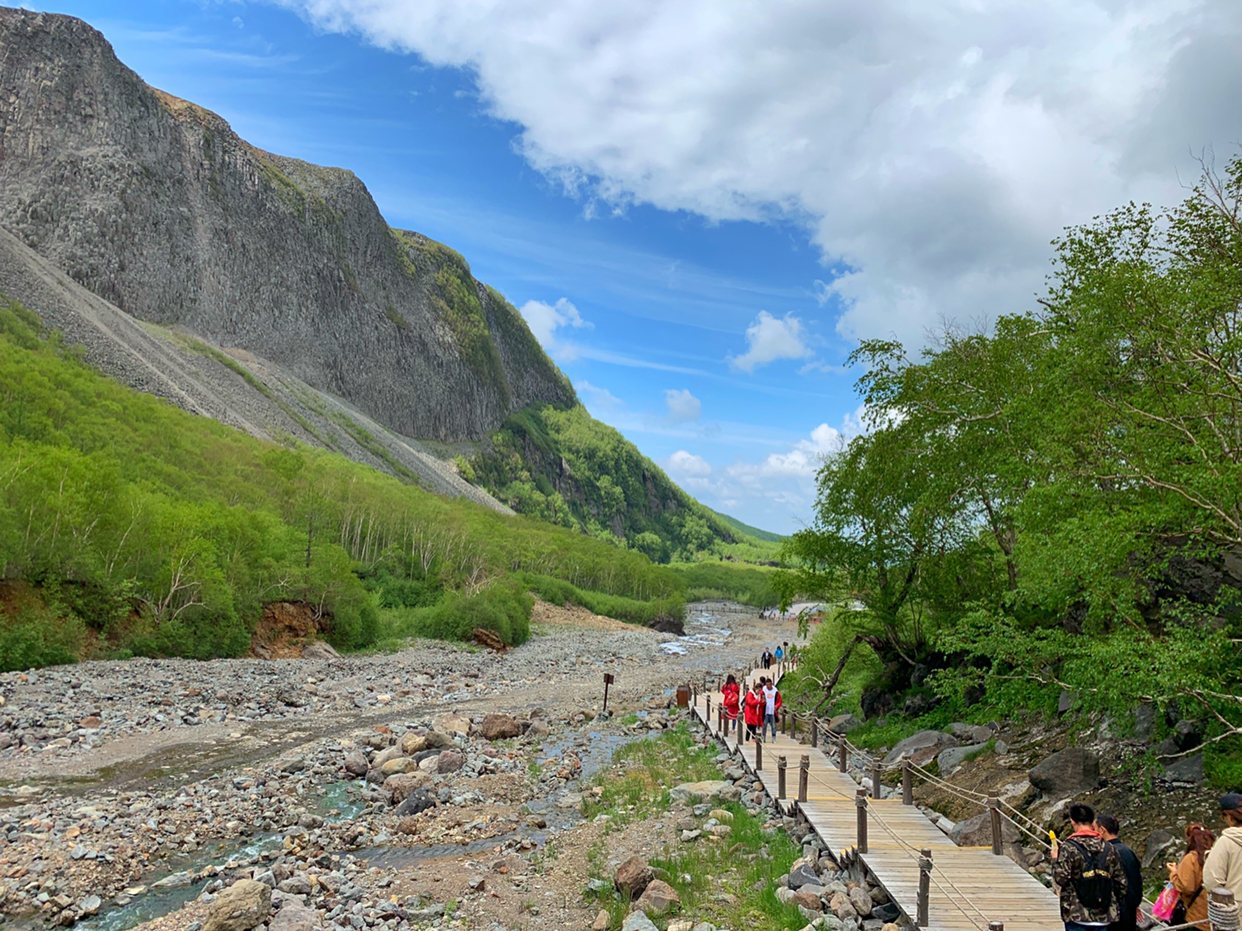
[0,296,687,669]
[461,404,763,562]
[777,158,1242,783]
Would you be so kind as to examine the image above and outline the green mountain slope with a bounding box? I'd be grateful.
[707,509,784,544]
[460,404,741,562]
[0,295,684,669]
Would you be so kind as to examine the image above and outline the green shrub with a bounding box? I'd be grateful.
[0,603,83,672]
[122,604,251,660]
[386,581,533,646]
[522,572,684,627]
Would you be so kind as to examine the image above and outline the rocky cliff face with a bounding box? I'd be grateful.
[0,8,573,442]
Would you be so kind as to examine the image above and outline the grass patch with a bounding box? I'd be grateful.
[581,724,806,930]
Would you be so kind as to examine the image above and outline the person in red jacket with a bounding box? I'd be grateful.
[743,682,762,741]
[721,675,741,735]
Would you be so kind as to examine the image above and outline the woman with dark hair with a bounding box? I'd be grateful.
[1168,823,1215,929]
[1205,794,1242,904]
[721,674,741,735]
[743,682,762,740]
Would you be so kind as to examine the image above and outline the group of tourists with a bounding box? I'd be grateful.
[719,673,782,740]
[760,642,796,669]
[1053,795,1242,931]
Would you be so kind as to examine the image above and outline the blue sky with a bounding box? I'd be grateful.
[16,0,1241,533]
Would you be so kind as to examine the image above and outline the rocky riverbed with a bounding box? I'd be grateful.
[0,601,794,930]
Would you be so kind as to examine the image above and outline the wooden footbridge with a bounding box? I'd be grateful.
[688,664,1062,931]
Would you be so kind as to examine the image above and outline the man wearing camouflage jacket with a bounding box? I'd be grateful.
[1051,802,1129,930]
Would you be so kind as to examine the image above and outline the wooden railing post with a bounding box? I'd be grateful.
[987,923,1004,931]
[706,694,712,720]
[903,760,913,805]
[855,787,868,854]
[810,717,818,748]
[777,755,787,799]
[871,760,882,800]
[917,848,932,928]
[837,735,848,773]
[798,755,809,803]
[791,711,798,740]
[781,708,787,734]
[755,734,763,771]
[988,795,1002,856]
[1210,887,1239,931]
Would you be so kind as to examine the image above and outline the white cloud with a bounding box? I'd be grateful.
[518,297,591,360]
[666,449,712,478]
[664,388,702,423]
[576,379,623,412]
[728,311,811,373]
[281,0,1236,347]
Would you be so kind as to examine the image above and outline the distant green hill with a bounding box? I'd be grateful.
[708,509,784,544]
[461,404,741,562]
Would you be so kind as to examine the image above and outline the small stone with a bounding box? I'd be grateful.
[593,909,611,930]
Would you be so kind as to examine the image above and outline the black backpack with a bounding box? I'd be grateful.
[1065,839,1114,913]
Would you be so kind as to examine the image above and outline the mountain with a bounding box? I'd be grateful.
[0,8,571,445]
[0,8,743,556]
[707,509,784,543]
[461,404,741,561]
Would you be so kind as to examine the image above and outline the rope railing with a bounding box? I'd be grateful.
[864,794,994,931]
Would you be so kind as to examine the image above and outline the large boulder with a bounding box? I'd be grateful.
[433,712,472,738]
[436,749,466,774]
[479,713,522,741]
[341,749,368,777]
[393,788,436,817]
[300,640,339,660]
[1028,748,1100,795]
[937,743,990,775]
[632,879,680,916]
[269,901,322,931]
[203,879,270,931]
[401,730,452,755]
[669,780,731,802]
[383,772,431,804]
[949,810,1021,847]
[948,722,995,743]
[1164,753,1205,785]
[614,856,654,899]
[882,730,959,768]
[826,713,861,736]
[380,757,419,776]
[787,862,821,890]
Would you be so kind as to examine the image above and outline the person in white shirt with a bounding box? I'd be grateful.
[761,679,779,739]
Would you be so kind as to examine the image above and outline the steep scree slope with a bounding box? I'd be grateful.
[0,8,573,442]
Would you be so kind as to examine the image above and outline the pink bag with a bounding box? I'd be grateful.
[1152,882,1179,921]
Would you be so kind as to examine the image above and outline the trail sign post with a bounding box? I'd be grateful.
[603,673,614,714]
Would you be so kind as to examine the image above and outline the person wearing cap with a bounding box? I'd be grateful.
[1204,793,1242,904]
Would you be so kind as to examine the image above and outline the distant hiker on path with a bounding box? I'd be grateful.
[773,643,784,662]
[1097,814,1142,931]
[721,674,740,735]
[1205,794,1242,906]
[761,677,780,739]
[1051,802,1128,931]
[743,682,762,740]
[761,648,772,669]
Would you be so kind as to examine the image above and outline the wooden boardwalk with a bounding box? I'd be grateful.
[690,668,1062,931]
